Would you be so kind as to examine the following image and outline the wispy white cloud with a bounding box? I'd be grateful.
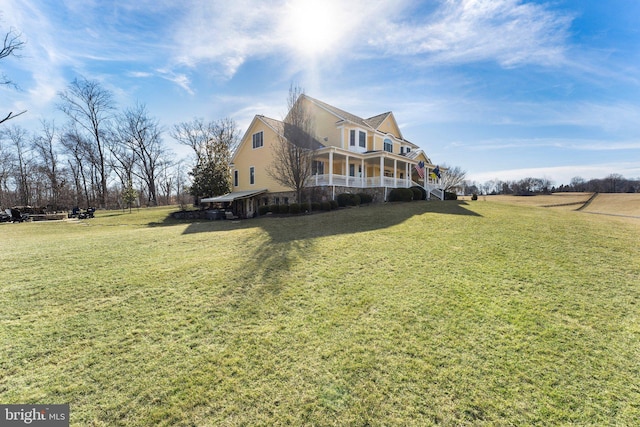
[468,162,640,184]
[367,0,572,67]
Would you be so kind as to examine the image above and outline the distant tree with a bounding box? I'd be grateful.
[60,126,95,208]
[31,120,65,209]
[171,117,239,202]
[121,180,138,213]
[114,103,166,205]
[1,27,27,125]
[267,85,318,204]
[0,135,14,207]
[439,165,467,194]
[1,125,31,205]
[606,173,625,193]
[570,176,586,192]
[58,77,115,208]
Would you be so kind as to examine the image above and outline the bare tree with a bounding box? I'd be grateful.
[114,103,166,205]
[170,117,239,201]
[60,126,94,208]
[440,164,467,194]
[32,120,64,209]
[0,133,16,207]
[58,77,115,208]
[1,125,32,205]
[1,27,27,124]
[267,85,318,204]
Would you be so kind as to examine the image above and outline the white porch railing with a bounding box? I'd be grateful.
[309,174,413,189]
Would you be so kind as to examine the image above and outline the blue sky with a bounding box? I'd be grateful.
[2,0,640,185]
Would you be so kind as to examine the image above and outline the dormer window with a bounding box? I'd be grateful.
[384,138,393,153]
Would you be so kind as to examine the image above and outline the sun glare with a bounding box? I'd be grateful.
[283,0,342,57]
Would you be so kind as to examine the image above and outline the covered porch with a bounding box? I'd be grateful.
[308,147,442,197]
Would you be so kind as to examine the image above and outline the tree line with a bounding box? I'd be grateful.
[463,174,639,196]
[0,77,239,211]
[1,27,239,212]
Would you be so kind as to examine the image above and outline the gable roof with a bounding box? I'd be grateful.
[303,95,374,130]
[365,112,392,129]
[302,95,412,144]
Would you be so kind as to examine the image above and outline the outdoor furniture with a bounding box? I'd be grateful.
[8,208,28,223]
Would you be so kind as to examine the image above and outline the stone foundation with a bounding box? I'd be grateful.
[261,186,392,205]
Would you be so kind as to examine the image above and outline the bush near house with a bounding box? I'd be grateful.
[337,193,361,207]
[258,205,270,215]
[357,193,373,204]
[445,191,458,200]
[278,204,290,214]
[410,185,427,200]
[311,202,321,211]
[410,187,424,201]
[320,201,332,211]
[388,188,414,202]
[330,200,339,210]
[288,203,302,214]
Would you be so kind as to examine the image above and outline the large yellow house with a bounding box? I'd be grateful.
[204,95,443,217]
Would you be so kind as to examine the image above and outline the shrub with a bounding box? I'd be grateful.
[336,193,361,207]
[471,193,478,201]
[388,188,414,202]
[320,201,332,211]
[444,191,458,200]
[278,204,290,214]
[288,203,301,214]
[269,204,279,213]
[410,185,427,200]
[311,202,321,211]
[258,205,270,215]
[329,200,338,210]
[357,192,373,204]
[410,187,423,201]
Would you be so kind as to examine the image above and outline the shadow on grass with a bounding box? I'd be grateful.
[151,200,481,243]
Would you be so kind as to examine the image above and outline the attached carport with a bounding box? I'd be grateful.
[201,189,267,219]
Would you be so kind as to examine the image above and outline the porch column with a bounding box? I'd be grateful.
[345,154,350,187]
[424,167,428,199]
[393,159,397,187]
[329,150,334,185]
[361,158,365,187]
[380,157,384,186]
[405,162,409,187]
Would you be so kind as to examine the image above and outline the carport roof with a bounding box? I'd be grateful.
[200,189,268,203]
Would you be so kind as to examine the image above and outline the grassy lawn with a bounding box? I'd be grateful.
[1,201,639,425]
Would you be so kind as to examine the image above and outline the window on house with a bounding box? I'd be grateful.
[252,131,263,149]
[275,197,280,205]
[284,197,289,205]
[400,147,405,154]
[384,138,393,153]
[312,160,324,175]
[234,170,238,187]
[349,164,355,177]
[406,147,411,153]
[250,166,255,185]
[349,129,356,146]
[359,131,366,148]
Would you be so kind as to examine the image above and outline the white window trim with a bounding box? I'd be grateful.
[252,131,264,149]
[249,166,255,185]
[349,128,367,153]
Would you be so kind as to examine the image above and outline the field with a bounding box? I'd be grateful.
[1,199,639,425]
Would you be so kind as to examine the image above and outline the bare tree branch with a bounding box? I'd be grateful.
[267,84,318,204]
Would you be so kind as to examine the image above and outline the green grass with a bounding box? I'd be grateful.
[1,202,639,426]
